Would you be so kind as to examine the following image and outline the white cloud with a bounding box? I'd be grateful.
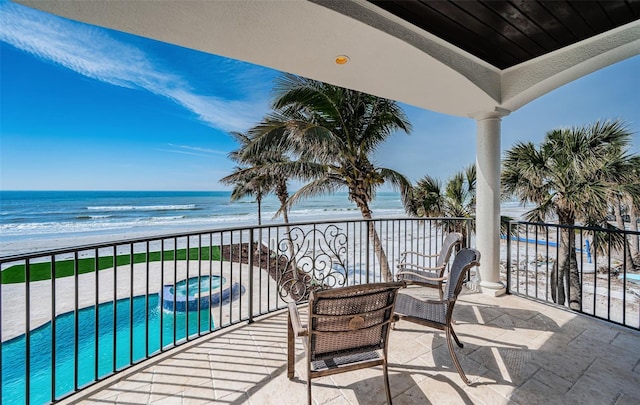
[156,148,212,157]
[167,144,227,155]
[167,89,264,134]
[161,144,228,157]
[0,2,264,132]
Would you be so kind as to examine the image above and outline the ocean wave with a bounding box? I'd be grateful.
[0,213,261,236]
[0,221,132,236]
[76,215,113,220]
[0,206,407,238]
[146,216,187,221]
[87,204,198,212]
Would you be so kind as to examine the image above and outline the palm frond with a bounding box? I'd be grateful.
[287,178,344,209]
[502,118,637,227]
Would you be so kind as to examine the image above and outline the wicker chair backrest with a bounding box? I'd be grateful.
[443,248,481,301]
[309,282,404,361]
[436,232,463,267]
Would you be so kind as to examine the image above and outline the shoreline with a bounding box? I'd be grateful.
[1,206,531,258]
[0,212,372,257]
[0,210,439,258]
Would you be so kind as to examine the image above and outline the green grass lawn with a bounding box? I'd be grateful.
[1,246,221,284]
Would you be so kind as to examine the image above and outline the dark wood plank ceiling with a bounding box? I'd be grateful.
[368,1,640,69]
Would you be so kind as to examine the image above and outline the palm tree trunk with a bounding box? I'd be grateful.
[357,204,393,282]
[554,213,582,311]
[623,197,640,269]
[369,221,393,281]
[631,207,640,268]
[276,188,298,281]
[614,198,640,268]
[614,200,624,229]
[614,200,635,269]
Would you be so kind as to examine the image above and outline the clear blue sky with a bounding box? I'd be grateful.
[1,1,639,191]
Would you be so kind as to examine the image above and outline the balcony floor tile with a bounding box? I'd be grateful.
[57,290,640,405]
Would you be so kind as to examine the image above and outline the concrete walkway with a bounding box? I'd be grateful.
[57,289,640,405]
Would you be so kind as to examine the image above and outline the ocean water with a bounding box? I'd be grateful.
[0,190,407,249]
[0,190,529,256]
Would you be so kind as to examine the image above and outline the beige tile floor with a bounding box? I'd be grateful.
[58,289,640,405]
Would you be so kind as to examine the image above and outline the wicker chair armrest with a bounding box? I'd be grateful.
[409,296,455,306]
[288,302,307,337]
[399,251,439,261]
[396,270,446,283]
[396,262,445,272]
[422,298,453,307]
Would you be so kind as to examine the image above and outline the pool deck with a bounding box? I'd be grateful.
[56,288,640,404]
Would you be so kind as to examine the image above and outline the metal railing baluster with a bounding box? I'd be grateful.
[94,248,99,382]
[248,229,254,324]
[73,252,79,391]
[145,241,149,357]
[172,237,177,346]
[51,256,57,402]
[129,245,133,365]
[112,246,117,373]
[25,258,31,405]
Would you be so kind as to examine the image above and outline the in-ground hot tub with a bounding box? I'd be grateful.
[162,275,240,311]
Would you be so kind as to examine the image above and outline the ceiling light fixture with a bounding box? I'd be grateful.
[334,55,350,65]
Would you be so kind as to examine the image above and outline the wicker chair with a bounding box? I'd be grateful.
[394,248,480,385]
[396,232,463,300]
[287,282,405,405]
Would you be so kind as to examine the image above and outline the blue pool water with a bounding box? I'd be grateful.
[172,274,221,297]
[2,282,219,405]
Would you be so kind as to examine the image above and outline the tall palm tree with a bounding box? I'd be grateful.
[407,164,476,241]
[245,74,413,281]
[609,156,640,268]
[220,131,274,226]
[627,160,640,262]
[245,110,323,225]
[501,119,639,310]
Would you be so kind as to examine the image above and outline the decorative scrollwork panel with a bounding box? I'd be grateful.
[275,224,349,302]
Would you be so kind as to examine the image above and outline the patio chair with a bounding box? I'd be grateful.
[396,232,463,300]
[394,248,480,385]
[287,281,405,405]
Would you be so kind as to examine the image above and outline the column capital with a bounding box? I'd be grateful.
[469,107,510,121]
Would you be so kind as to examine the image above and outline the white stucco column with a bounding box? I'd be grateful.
[472,108,509,296]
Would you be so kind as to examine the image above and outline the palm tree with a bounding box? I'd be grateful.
[407,164,476,240]
[408,164,513,248]
[244,110,323,225]
[609,156,640,268]
[220,131,274,226]
[245,74,413,281]
[501,119,639,310]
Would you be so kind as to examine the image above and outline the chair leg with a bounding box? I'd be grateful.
[383,363,393,405]
[450,326,464,348]
[287,312,295,379]
[445,327,471,385]
[307,375,312,405]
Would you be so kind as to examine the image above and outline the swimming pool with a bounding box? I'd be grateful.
[2,276,221,405]
[163,275,226,311]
